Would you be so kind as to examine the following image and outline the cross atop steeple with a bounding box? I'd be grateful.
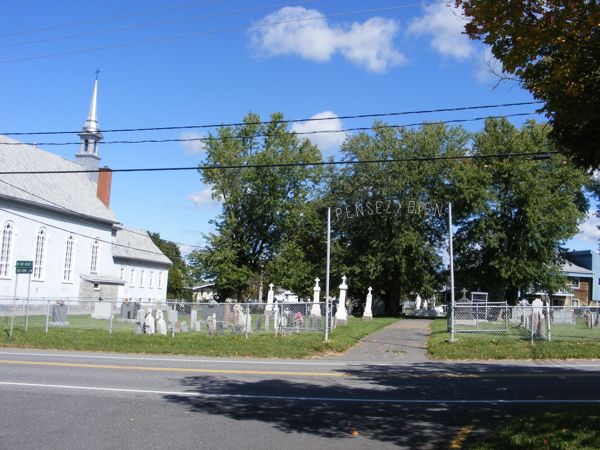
[94,68,101,81]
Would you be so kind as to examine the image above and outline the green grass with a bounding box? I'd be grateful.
[1,316,398,358]
[428,319,600,359]
[469,407,600,449]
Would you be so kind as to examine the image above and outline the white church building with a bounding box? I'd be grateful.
[0,79,171,303]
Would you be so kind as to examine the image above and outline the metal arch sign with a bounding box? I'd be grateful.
[15,260,33,274]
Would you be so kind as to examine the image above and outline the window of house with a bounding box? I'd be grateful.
[63,234,75,282]
[90,240,99,274]
[0,222,14,278]
[130,268,135,286]
[32,228,47,280]
[149,270,154,288]
[571,278,580,289]
[139,269,145,287]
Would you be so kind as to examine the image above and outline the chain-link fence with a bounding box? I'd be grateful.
[0,298,329,338]
[452,302,600,341]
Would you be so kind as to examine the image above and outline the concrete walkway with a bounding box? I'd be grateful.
[335,318,432,363]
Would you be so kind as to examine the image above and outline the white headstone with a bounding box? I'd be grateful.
[144,308,155,334]
[423,299,428,310]
[266,283,274,313]
[207,313,216,335]
[155,310,167,335]
[310,278,322,317]
[362,287,373,320]
[335,275,349,325]
[92,301,112,320]
[415,294,422,310]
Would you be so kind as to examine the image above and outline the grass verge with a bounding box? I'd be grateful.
[1,316,398,358]
[428,319,600,359]
[469,407,600,449]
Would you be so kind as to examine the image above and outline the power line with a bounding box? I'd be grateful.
[0,178,204,250]
[0,102,543,136]
[0,0,322,50]
[0,0,230,39]
[0,112,538,147]
[0,152,560,176]
[0,4,428,65]
[0,207,172,258]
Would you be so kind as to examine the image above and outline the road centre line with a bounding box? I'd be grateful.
[2,381,600,405]
[1,359,600,379]
[0,359,345,377]
[450,421,478,449]
[0,351,361,366]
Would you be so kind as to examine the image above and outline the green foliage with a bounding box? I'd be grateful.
[3,317,398,358]
[149,232,190,299]
[329,123,469,314]
[456,0,600,169]
[453,119,588,301]
[198,112,323,300]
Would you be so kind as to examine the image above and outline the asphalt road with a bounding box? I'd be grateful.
[1,349,600,449]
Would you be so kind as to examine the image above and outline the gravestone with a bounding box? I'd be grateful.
[334,276,349,326]
[155,310,167,335]
[168,309,178,325]
[207,313,216,335]
[310,278,322,317]
[50,303,69,326]
[362,287,373,320]
[92,301,112,320]
[180,321,189,333]
[144,309,155,334]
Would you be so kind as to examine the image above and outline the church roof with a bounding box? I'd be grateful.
[113,227,172,266]
[0,135,118,223]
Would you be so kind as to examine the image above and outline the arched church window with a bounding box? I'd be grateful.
[90,239,99,274]
[33,228,47,280]
[0,222,14,278]
[63,235,75,282]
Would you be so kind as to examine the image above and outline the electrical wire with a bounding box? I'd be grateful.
[0,4,432,65]
[0,102,543,136]
[0,0,230,38]
[0,178,204,250]
[0,207,173,258]
[0,151,560,175]
[0,0,323,50]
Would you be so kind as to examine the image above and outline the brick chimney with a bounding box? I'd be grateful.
[97,166,112,208]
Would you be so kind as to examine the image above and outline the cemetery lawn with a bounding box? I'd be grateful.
[468,407,600,449]
[428,319,600,360]
[1,317,398,358]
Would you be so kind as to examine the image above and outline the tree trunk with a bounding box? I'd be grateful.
[387,283,401,316]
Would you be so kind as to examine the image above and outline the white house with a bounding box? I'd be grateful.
[0,78,171,303]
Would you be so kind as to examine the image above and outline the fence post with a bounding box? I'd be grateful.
[109,301,113,335]
[504,304,508,333]
[546,301,552,342]
[530,307,534,344]
[324,297,329,342]
[245,305,249,340]
[172,302,176,338]
[24,298,29,334]
[475,304,479,331]
[45,300,50,334]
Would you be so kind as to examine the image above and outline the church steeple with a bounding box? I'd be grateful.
[76,72,103,182]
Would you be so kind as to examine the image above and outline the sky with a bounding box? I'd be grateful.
[0,0,598,255]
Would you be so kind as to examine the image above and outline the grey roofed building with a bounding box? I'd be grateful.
[114,227,172,266]
[0,78,171,302]
[0,134,118,224]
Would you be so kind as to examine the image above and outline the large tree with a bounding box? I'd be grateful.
[456,0,600,169]
[149,232,190,300]
[329,122,470,314]
[197,112,323,300]
[453,118,589,302]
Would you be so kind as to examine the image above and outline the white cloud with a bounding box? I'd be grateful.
[575,213,600,244]
[408,2,473,60]
[187,186,221,210]
[291,111,346,153]
[180,131,207,155]
[249,7,405,73]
